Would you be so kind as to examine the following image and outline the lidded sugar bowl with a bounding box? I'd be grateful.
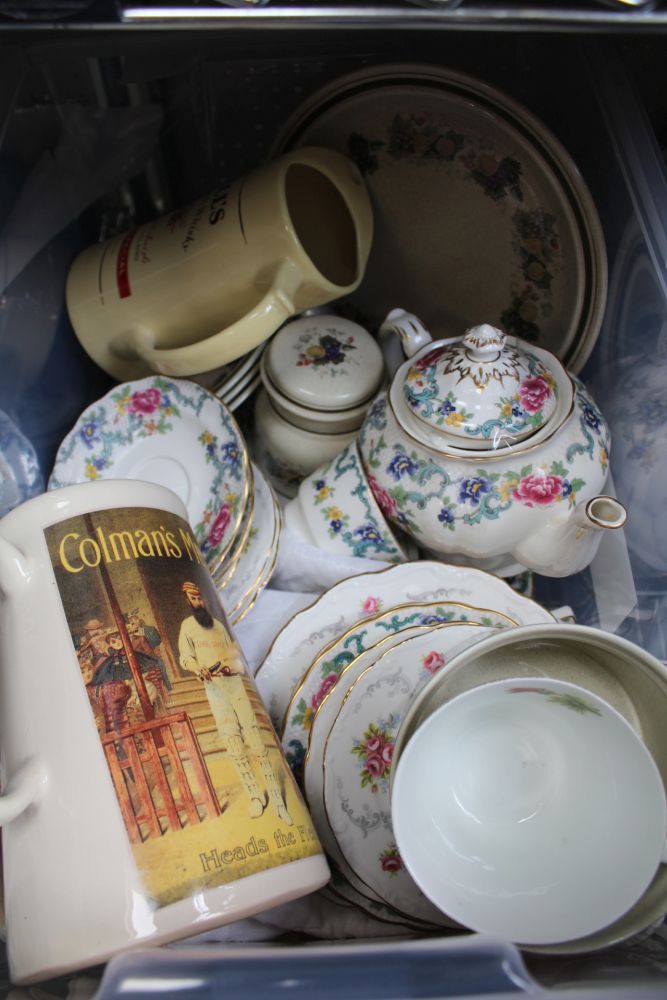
[358,309,626,577]
[255,313,384,495]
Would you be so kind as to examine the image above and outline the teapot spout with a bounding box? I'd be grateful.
[514,496,627,577]
[584,495,628,532]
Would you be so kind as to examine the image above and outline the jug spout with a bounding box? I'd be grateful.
[514,496,627,577]
[0,536,30,596]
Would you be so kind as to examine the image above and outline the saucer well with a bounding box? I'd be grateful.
[49,377,250,568]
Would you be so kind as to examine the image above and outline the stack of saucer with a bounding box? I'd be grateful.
[254,561,556,931]
[48,376,278,623]
[256,567,667,950]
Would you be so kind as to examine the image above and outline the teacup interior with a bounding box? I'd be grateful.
[392,628,667,952]
[392,675,667,945]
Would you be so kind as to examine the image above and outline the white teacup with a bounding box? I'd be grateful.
[392,675,667,946]
[284,440,410,562]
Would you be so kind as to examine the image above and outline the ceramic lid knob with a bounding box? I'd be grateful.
[402,324,560,449]
[263,314,384,412]
[462,324,506,362]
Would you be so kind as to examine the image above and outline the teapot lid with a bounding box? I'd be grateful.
[264,315,384,413]
[402,324,559,448]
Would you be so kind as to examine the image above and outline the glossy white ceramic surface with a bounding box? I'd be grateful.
[264,314,384,411]
[254,388,357,498]
[255,560,556,729]
[392,676,667,945]
[287,441,408,563]
[48,376,250,569]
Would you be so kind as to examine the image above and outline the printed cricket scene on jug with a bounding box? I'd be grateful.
[44,506,320,908]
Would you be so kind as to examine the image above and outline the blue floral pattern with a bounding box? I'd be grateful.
[360,387,609,538]
[311,447,404,560]
[49,376,248,566]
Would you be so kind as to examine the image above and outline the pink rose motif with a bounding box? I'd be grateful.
[513,473,563,507]
[311,672,338,711]
[518,376,552,414]
[423,651,445,674]
[362,595,380,615]
[127,388,162,414]
[365,734,383,754]
[413,346,447,372]
[208,503,231,546]
[380,854,402,874]
[381,742,393,766]
[367,473,397,519]
[366,753,386,778]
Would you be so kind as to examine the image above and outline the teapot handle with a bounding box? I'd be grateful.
[378,308,433,361]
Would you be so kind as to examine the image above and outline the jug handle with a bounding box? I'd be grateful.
[0,757,47,826]
[0,536,30,596]
[115,260,302,378]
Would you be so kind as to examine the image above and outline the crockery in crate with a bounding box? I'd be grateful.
[272,63,607,375]
[283,441,409,562]
[307,622,498,927]
[211,466,256,589]
[255,314,384,497]
[202,343,265,400]
[218,463,282,626]
[358,311,626,578]
[391,622,667,953]
[0,480,329,985]
[392,674,667,946]
[282,599,515,775]
[303,623,449,925]
[65,147,373,381]
[48,377,250,569]
[255,559,556,732]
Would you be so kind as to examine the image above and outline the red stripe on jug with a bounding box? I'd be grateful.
[116,231,134,299]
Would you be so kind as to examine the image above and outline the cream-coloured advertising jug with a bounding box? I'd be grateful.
[66,147,373,381]
[0,480,328,984]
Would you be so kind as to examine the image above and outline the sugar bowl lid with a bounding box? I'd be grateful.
[264,315,384,412]
[402,324,559,448]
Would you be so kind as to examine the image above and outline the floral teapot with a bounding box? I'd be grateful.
[358,309,626,577]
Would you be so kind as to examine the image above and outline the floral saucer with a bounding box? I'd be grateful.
[281,600,514,774]
[49,377,250,567]
[218,463,281,625]
[319,624,497,925]
[303,621,490,925]
[325,856,441,931]
[255,560,555,728]
[212,466,256,587]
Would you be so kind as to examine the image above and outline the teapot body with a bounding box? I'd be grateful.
[358,378,612,577]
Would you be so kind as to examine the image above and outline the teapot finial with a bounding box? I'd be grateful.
[462,324,506,362]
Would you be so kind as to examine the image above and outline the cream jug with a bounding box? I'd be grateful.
[65,147,373,381]
[0,480,328,984]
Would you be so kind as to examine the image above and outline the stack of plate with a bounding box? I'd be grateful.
[273,63,607,374]
[196,344,264,413]
[254,561,556,930]
[48,375,278,624]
